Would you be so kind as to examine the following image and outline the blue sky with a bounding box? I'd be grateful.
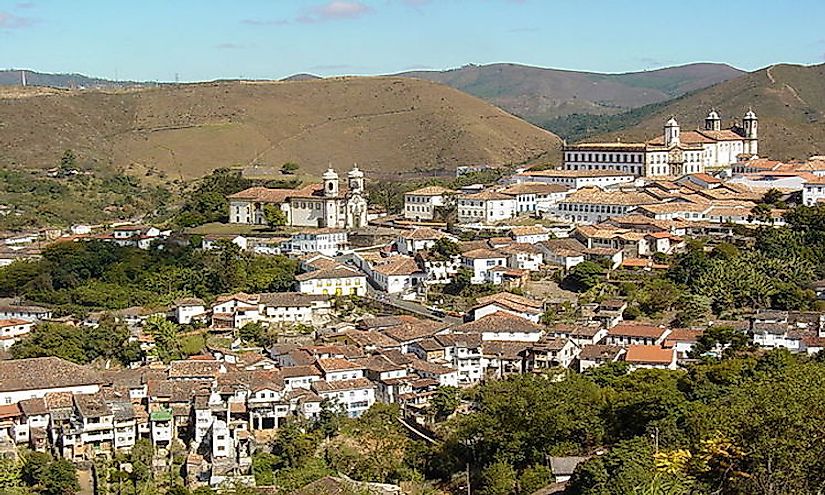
[1,0,824,82]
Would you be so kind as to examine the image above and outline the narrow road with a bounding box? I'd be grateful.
[365,287,462,325]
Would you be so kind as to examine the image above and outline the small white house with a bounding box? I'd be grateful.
[461,248,507,284]
[295,266,367,297]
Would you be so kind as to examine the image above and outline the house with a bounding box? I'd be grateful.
[431,333,484,386]
[577,345,625,372]
[211,293,260,330]
[623,345,678,370]
[470,292,545,323]
[228,165,368,229]
[369,256,425,295]
[201,235,248,251]
[0,357,104,405]
[499,182,568,214]
[552,187,658,224]
[452,312,545,342]
[415,251,461,285]
[0,304,52,322]
[499,243,543,271]
[549,456,590,484]
[802,177,825,206]
[538,239,587,269]
[395,227,457,256]
[457,190,516,224]
[285,229,348,256]
[460,248,507,284]
[663,328,704,359]
[514,168,635,190]
[523,337,580,370]
[509,225,552,244]
[171,298,207,325]
[550,323,608,347]
[258,292,331,325]
[0,319,35,349]
[311,378,375,418]
[482,341,530,377]
[295,266,367,296]
[403,186,457,221]
[605,323,670,346]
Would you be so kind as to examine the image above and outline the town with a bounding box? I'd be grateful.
[2,106,825,494]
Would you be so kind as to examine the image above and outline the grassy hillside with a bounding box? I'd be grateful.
[396,62,744,125]
[0,77,561,180]
[592,63,825,161]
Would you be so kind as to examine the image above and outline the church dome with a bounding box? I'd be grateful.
[347,163,364,178]
[322,167,339,180]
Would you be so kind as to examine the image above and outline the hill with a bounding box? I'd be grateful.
[395,62,744,126]
[0,77,561,179]
[0,69,147,89]
[591,63,825,161]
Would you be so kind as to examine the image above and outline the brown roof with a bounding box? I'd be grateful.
[624,345,675,364]
[383,316,445,343]
[227,186,298,203]
[453,312,545,334]
[280,365,323,379]
[0,318,32,327]
[372,256,421,276]
[524,168,635,177]
[18,397,48,416]
[167,360,223,379]
[74,392,112,418]
[295,266,363,282]
[562,187,658,206]
[406,186,456,196]
[461,189,514,201]
[500,182,567,195]
[403,227,449,240]
[0,357,105,393]
[311,378,374,393]
[461,248,506,260]
[316,358,363,372]
[510,225,550,237]
[608,323,667,339]
[578,344,624,360]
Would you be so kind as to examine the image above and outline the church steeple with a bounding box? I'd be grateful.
[704,109,721,131]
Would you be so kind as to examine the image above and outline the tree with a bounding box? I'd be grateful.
[239,322,265,346]
[430,237,461,260]
[479,460,516,495]
[59,149,77,172]
[21,451,52,487]
[263,204,288,229]
[563,262,605,292]
[280,162,300,175]
[40,459,79,495]
[144,315,183,363]
[431,386,460,421]
[690,325,749,358]
[0,457,23,491]
[671,294,711,327]
[637,278,682,315]
[519,464,554,494]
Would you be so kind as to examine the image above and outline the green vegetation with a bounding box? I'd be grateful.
[0,161,170,231]
[0,239,298,314]
[537,100,670,142]
[11,316,141,365]
[0,451,79,495]
[420,350,825,494]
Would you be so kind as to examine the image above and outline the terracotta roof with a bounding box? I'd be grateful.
[280,365,323,379]
[524,168,634,177]
[452,312,545,334]
[227,186,298,203]
[167,360,223,379]
[608,323,667,339]
[258,292,327,307]
[311,377,374,393]
[664,328,704,344]
[461,248,505,260]
[475,291,543,313]
[578,344,624,360]
[624,345,675,365]
[406,186,456,196]
[552,323,603,338]
[561,187,658,206]
[18,397,48,416]
[460,190,513,201]
[295,266,363,282]
[0,318,32,327]
[0,357,104,393]
[316,358,363,372]
[0,404,21,419]
[500,182,567,195]
[510,225,549,237]
[403,227,449,240]
[372,256,421,276]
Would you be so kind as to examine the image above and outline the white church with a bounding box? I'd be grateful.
[228,165,369,228]
[562,109,759,178]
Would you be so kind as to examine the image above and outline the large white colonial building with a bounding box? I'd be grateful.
[228,165,368,228]
[562,109,759,178]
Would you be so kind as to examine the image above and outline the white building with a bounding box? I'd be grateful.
[395,227,457,256]
[295,266,367,296]
[562,110,759,178]
[802,177,825,206]
[171,298,207,325]
[285,229,348,256]
[509,225,552,244]
[0,304,52,322]
[513,169,635,190]
[0,319,34,350]
[311,378,375,418]
[369,256,425,295]
[403,186,457,221]
[259,292,331,325]
[457,190,516,225]
[499,182,568,214]
[460,248,507,284]
[228,165,368,229]
[453,312,545,343]
[0,357,103,406]
[552,187,658,224]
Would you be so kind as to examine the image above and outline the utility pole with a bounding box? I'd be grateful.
[466,462,471,495]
